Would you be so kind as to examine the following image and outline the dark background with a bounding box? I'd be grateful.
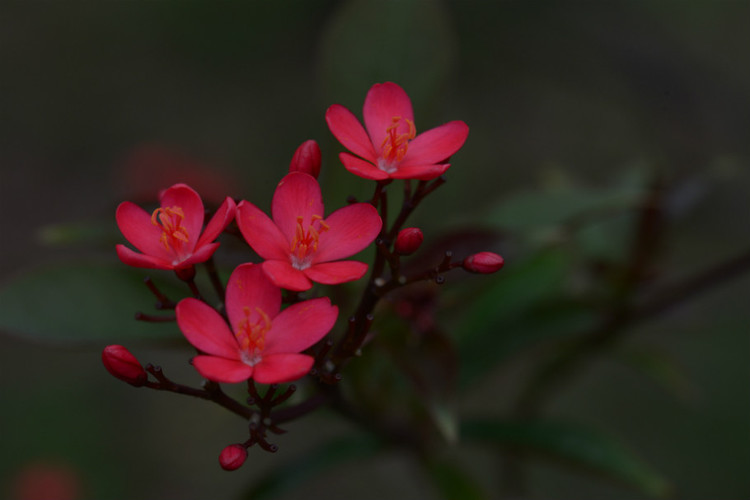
[1,1,748,499]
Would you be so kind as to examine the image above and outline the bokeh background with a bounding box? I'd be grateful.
[1,1,749,499]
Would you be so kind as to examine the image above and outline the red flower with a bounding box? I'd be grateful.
[236,172,382,291]
[176,263,338,384]
[325,82,469,181]
[116,183,236,270]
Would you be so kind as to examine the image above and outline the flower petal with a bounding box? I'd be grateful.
[115,244,173,270]
[304,261,369,285]
[363,82,414,150]
[225,263,282,330]
[159,183,205,251]
[390,163,450,181]
[339,153,390,181]
[196,196,236,248]
[236,201,290,260]
[264,297,338,354]
[316,203,381,262]
[261,260,312,292]
[192,355,254,384]
[325,104,377,162]
[176,298,239,358]
[179,242,220,268]
[253,353,314,384]
[400,121,469,167]
[115,201,171,260]
[271,172,325,241]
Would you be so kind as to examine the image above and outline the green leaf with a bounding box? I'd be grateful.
[0,261,186,344]
[424,459,487,500]
[242,435,381,500]
[462,419,671,498]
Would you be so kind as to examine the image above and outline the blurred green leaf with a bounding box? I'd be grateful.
[486,186,642,233]
[242,435,381,500]
[424,459,487,500]
[459,249,571,339]
[462,419,671,498]
[427,399,459,446]
[613,344,694,402]
[319,0,456,115]
[456,249,597,386]
[37,221,117,247]
[0,262,185,343]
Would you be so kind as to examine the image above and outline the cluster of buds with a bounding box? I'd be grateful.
[103,82,503,469]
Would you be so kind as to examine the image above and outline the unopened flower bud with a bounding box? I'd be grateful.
[219,444,247,471]
[102,345,147,387]
[394,227,424,255]
[463,252,504,274]
[289,140,322,178]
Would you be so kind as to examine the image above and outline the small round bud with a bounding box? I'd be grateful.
[289,140,322,178]
[174,265,196,282]
[102,345,147,387]
[463,252,504,274]
[219,444,247,471]
[394,227,424,256]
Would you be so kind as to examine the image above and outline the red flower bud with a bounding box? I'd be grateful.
[289,140,322,179]
[102,345,147,387]
[219,444,247,471]
[463,252,504,274]
[394,227,424,255]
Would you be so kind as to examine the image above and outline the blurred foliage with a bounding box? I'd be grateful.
[462,419,670,498]
[241,435,382,500]
[0,262,184,344]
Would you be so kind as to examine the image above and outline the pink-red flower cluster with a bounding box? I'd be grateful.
[105,81,513,471]
[111,81,492,392]
[114,174,381,383]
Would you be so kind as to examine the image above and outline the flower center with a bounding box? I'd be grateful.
[379,116,416,171]
[290,214,329,270]
[151,206,190,258]
[236,306,271,366]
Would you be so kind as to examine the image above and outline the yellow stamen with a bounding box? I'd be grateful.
[151,206,190,253]
[290,214,329,269]
[381,116,416,163]
[236,306,272,365]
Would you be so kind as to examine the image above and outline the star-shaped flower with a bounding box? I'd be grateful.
[176,263,338,384]
[116,183,235,270]
[236,172,382,291]
[326,82,469,181]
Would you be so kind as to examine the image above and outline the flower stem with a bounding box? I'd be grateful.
[329,177,446,370]
[144,364,252,419]
[204,257,225,302]
[143,277,176,309]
